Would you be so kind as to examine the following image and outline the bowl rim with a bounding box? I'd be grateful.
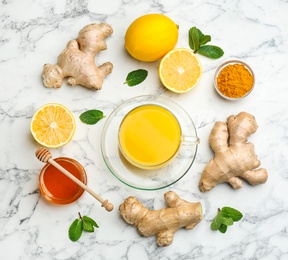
[214,59,255,101]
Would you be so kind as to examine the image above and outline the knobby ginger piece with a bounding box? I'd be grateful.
[199,111,268,192]
[42,23,113,90]
[119,191,202,247]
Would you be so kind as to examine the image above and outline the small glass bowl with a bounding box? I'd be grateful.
[39,157,87,205]
[214,60,255,100]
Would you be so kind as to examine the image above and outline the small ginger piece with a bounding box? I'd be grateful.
[42,23,113,90]
[119,191,202,247]
[199,112,268,192]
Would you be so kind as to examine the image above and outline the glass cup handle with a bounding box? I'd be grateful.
[181,135,200,145]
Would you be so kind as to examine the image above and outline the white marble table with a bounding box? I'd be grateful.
[1,1,288,259]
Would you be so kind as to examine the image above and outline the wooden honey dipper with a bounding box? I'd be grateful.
[35,147,114,212]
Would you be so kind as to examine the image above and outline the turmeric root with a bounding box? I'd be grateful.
[199,112,268,192]
[42,23,113,90]
[119,191,202,247]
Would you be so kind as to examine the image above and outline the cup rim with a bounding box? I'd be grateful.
[214,59,255,101]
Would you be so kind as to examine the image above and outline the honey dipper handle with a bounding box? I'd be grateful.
[48,159,113,211]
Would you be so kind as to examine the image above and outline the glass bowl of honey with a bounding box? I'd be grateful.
[101,95,199,190]
[214,60,255,100]
[39,157,87,205]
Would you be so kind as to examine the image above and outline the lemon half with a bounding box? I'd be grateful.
[159,48,202,93]
[31,103,76,148]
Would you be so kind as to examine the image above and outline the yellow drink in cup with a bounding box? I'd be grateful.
[118,104,182,170]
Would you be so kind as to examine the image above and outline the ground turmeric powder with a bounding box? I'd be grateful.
[216,63,254,98]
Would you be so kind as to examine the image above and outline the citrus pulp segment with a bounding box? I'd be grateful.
[30,103,76,148]
[159,48,202,93]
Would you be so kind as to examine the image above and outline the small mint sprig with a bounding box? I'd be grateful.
[189,27,224,59]
[211,207,243,233]
[79,109,105,125]
[69,212,99,242]
[124,69,148,86]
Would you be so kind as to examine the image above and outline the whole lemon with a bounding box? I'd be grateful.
[125,14,178,62]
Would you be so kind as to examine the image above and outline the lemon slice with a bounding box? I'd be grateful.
[31,103,76,148]
[159,48,202,93]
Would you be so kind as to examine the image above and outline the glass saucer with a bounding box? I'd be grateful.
[100,95,198,190]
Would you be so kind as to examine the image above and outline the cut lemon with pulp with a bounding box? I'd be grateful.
[159,48,202,93]
[31,103,76,148]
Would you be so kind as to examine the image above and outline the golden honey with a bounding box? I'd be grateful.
[39,157,87,205]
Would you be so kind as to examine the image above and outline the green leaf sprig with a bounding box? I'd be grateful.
[69,212,99,242]
[80,109,105,125]
[211,207,243,233]
[189,27,224,59]
[124,69,148,86]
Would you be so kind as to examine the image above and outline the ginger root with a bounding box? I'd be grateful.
[42,23,113,90]
[199,112,268,192]
[119,191,202,247]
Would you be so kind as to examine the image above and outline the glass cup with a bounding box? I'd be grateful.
[118,104,200,170]
[101,95,199,190]
[39,157,87,205]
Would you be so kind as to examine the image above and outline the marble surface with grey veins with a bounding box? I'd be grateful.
[1,0,288,259]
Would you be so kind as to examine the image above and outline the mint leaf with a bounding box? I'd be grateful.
[211,207,243,233]
[219,224,228,233]
[199,34,211,45]
[80,110,105,125]
[124,69,148,86]
[197,45,224,59]
[69,219,83,242]
[68,213,99,242]
[188,27,200,51]
[194,27,211,46]
[188,26,224,59]
[211,213,223,230]
[83,220,94,232]
[221,217,234,226]
[83,216,99,228]
[222,207,243,222]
